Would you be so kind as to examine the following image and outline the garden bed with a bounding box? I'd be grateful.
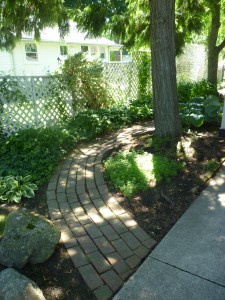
[1,123,225,299]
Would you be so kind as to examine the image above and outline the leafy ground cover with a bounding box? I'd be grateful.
[0,97,152,185]
[0,80,224,299]
[1,122,225,300]
[104,150,183,197]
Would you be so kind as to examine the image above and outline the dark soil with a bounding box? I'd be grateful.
[1,123,225,299]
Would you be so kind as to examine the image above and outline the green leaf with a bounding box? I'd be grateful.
[205,105,220,117]
[190,97,205,104]
[190,113,204,127]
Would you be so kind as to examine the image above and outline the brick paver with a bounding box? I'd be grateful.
[79,264,104,290]
[109,218,128,234]
[94,236,115,255]
[101,270,123,292]
[94,285,113,300]
[47,123,156,299]
[100,224,120,241]
[111,239,134,259]
[67,246,88,268]
[77,235,98,254]
[106,252,130,275]
[88,251,111,273]
[84,223,103,239]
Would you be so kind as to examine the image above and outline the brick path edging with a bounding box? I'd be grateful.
[46,123,156,300]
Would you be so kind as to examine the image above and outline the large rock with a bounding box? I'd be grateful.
[0,268,46,300]
[0,208,60,268]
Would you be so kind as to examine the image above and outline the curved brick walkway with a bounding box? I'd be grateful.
[46,123,156,300]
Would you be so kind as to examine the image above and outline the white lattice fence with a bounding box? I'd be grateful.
[103,62,139,104]
[0,76,73,136]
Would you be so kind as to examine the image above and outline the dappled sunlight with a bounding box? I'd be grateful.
[43,287,64,300]
[177,137,196,159]
[218,193,225,207]
[216,236,225,242]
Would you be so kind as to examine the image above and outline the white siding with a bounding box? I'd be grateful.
[0,41,122,76]
[13,42,60,75]
[0,50,14,75]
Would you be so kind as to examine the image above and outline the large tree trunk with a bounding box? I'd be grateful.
[207,1,221,85]
[149,0,181,138]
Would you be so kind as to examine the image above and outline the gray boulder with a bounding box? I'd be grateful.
[0,268,46,300]
[0,208,60,268]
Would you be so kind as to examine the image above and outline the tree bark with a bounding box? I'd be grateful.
[149,0,181,138]
[207,1,221,85]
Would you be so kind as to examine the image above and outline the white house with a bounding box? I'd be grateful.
[0,23,128,76]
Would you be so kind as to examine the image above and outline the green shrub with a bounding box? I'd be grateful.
[178,80,218,103]
[104,150,183,197]
[0,175,38,203]
[59,52,113,110]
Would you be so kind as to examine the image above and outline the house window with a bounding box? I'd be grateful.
[110,50,121,62]
[60,46,68,56]
[81,45,89,53]
[99,47,106,59]
[25,43,38,61]
[91,46,97,56]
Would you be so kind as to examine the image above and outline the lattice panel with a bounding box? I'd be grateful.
[0,76,74,136]
[1,57,150,136]
[103,62,139,104]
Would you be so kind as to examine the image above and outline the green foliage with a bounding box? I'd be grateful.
[136,52,151,98]
[175,0,205,54]
[0,175,38,203]
[0,76,28,116]
[59,52,113,111]
[104,151,150,197]
[104,150,183,197]
[36,76,71,120]
[147,136,176,154]
[177,80,218,103]
[152,155,184,184]
[0,126,78,184]
[179,95,222,128]
[203,159,218,172]
[0,0,68,50]
[67,97,153,140]
[0,98,153,185]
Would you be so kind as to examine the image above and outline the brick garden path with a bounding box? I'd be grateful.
[46,123,156,300]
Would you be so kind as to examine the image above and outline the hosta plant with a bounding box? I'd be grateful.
[0,175,38,203]
[179,95,222,128]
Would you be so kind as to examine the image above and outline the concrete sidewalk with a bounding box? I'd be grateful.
[114,164,225,300]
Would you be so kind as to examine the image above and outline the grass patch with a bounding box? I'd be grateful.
[104,150,184,197]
